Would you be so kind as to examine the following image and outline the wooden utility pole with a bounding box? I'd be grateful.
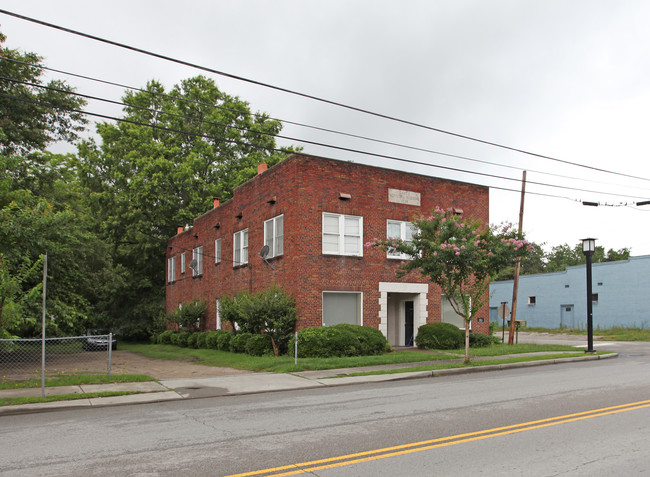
[508,172,526,345]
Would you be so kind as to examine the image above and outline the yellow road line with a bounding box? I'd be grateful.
[225,399,650,477]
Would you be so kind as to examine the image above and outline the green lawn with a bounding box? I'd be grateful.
[119,342,582,373]
[524,327,650,341]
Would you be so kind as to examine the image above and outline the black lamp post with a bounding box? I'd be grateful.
[581,238,596,353]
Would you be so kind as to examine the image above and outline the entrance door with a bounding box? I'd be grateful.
[404,301,414,346]
[561,304,574,328]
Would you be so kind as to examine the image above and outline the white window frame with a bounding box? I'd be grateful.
[233,229,249,267]
[322,213,363,257]
[180,252,186,274]
[216,298,221,330]
[167,256,176,283]
[528,296,536,305]
[322,291,363,326]
[215,239,222,264]
[264,215,284,258]
[386,220,417,259]
[192,246,203,277]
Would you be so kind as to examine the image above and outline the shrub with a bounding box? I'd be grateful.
[469,332,501,348]
[245,334,274,356]
[216,330,233,351]
[187,332,202,349]
[205,331,221,349]
[230,332,253,353]
[167,299,207,332]
[158,330,176,344]
[293,324,389,358]
[219,286,297,355]
[415,322,464,350]
[333,324,387,356]
[170,332,190,348]
[196,332,209,349]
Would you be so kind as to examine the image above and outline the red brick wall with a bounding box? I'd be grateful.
[165,154,490,335]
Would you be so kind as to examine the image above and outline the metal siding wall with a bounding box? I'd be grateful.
[489,256,650,330]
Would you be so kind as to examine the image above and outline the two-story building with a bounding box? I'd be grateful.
[165,154,490,346]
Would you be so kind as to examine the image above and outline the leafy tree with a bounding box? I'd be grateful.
[76,76,297,336]
[371,207,532,363]
[0,30,86,155]
[545,243,630,272]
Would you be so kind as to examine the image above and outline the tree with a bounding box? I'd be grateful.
[0,30,87,155]
[76,76,298,336]
[545,243,631,273]
[371,207,532,363]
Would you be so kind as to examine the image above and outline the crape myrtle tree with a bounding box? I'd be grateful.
[76,76,299,337]
[370,207,533,363]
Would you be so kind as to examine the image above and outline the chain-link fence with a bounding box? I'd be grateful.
[0,335,114,384]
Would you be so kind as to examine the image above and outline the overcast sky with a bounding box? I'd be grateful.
[3,1,650,255]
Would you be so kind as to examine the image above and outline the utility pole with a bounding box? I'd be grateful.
[508,172,526,345]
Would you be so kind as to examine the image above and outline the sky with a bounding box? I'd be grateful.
[2,1,650,255]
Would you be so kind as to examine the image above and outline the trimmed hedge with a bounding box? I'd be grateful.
[469,332,501,348]
[158,330,176,344]
[415,322,464,350]
[216,330,233,351]
[293,324,389,358]
[230,332,253,353]
[245,334,274,356]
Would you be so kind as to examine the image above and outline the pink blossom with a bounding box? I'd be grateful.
[455,251,461,255]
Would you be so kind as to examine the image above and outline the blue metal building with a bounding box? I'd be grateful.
[489,255,650,330]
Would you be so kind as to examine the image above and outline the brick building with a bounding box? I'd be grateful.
[165,154,490,346]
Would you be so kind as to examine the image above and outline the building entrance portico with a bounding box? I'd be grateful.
[378,282,428,347]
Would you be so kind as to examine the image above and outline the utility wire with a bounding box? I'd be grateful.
[4,90,647,203]
[2,8,650,184]
[3,56,650,195]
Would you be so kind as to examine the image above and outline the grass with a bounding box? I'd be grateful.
[119,342,583,373]
[0,391,147,407]
[342,351,610,377]
[0,373,154,390]
[523,327,650,341]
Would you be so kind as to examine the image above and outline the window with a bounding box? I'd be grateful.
[167,256,176,283]
[322,292,362,326]
[441,295,468,329]
[181,252,186,274]
[528,296,536,305]
[386,220,417,259]
[322,213,363,256]
[233,229,249,266]
[264,215,284,258]
[216,299,221,330]
[592,293,599,304]
[191,246,203,277]
[215,239,222,264]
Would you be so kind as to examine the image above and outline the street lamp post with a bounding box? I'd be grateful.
[581,238,596,353]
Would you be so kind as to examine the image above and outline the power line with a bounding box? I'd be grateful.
[4,55,650,197]
[2,8,650,184]
[4,90,648,204]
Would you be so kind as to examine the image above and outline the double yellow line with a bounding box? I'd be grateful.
[226,399,650,477]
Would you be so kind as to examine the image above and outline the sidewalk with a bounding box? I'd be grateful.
[0,347,617,416]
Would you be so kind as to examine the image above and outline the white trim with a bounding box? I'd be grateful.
[264,215,284,258]
[233,229,249,267]
[215,238,222,264]
[378,282,428,344]
[322,213,363,257]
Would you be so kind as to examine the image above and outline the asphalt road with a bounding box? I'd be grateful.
[1,339,648,476]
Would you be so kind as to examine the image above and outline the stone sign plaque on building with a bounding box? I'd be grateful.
[388,188,421,206]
